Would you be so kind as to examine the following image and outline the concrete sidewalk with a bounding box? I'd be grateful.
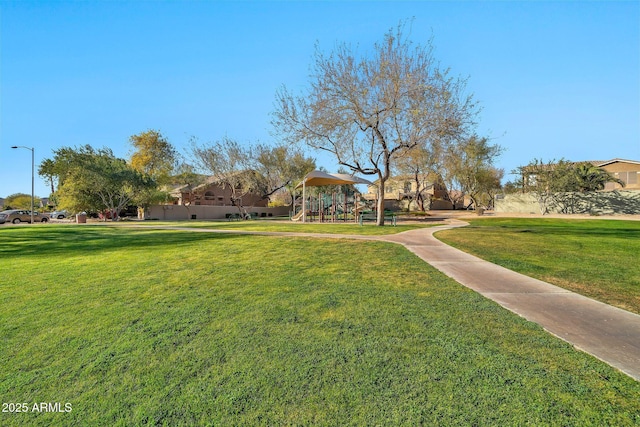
[383,221,640,381]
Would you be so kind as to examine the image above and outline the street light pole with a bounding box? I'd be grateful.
[11,145,35,224]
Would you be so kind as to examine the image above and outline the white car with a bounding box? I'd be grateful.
[50,210,69,219]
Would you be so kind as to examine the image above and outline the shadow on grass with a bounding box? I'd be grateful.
[0,226,249,259]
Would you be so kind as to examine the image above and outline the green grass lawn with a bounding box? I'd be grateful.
[436,217,640,315]
[117,219,435,235]
[1,225,639,426]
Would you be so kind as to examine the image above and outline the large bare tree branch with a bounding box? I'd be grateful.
[272,21,479,224]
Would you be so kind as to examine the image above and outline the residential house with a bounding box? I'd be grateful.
[520,158,640,192]
[169,176,268,208]
[598,159,640,191]
[362,174,454,211]
[498,158,640,215]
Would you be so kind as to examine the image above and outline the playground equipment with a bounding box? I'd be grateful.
[290,210,304,222]
[292,190,365,222]
[291,170,373,223]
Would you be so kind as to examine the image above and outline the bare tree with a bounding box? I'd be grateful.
[273,22,478,225]
[190,137,258,217]
[190,137,316,217]
[480,167,504,210]
[253,143,316,205]
[395,145,442,211]
[441,135,503,209]
[517,159,577,214]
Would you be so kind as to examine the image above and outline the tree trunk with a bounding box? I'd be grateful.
[413,172,426,212]
[376,181,386,226]
[469,195,478,210]
[417,193,425,212]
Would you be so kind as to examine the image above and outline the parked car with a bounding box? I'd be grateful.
[0,210,49,224]
[98,206,138,220]
[50,210,69,219]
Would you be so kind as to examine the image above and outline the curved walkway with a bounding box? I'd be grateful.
[384,221,640,381]
[123,221,640,381]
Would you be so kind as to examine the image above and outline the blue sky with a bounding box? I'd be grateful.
[1,0,638,199]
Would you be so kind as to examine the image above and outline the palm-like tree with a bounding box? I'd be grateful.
[574,162,625,192]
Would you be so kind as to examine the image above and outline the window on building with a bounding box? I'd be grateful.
[610,171,638,187]
[615,172,632,185]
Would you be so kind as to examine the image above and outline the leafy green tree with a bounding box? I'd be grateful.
[41,145,108,213]
[128,130,177,183]
[40,145,95,189]
[55,167,105,215]
[518,159,574,214]
[519,159,626,214]
[38,159,57,196]
[273,22,478,225]
[42,145,154,219]
[475,167,504,209]
[4,193,41,210]
[128,130,178,215]
[502,179,523,195]
[574,162,624,192]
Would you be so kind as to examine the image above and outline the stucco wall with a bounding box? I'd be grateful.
[146,205,290,220]
[495,190,640,215]
[595,160,639,190]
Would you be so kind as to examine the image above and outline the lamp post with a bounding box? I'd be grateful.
[11,145,35,224]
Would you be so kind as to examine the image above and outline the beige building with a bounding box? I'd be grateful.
[362,174,454,211]
[520,158,640,192]
[147,175,278,220]
[498,158,640,215]
[170,176,268,208]
[598,159,640,191]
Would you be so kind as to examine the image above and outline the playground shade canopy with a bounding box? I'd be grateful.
[295,170,373,188]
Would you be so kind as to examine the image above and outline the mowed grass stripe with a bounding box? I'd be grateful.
[0,226,638,426]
